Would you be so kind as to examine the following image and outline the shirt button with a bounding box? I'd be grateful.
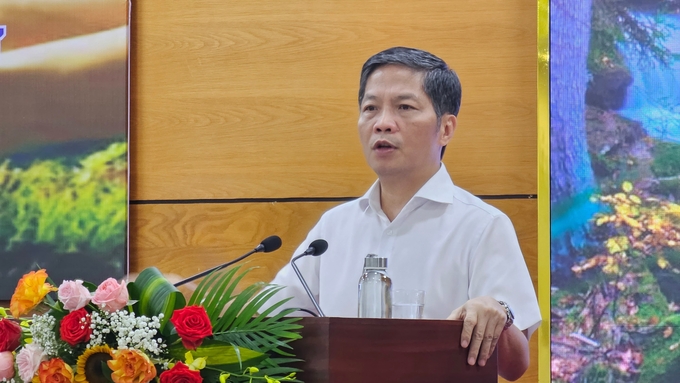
[386,230,393,236]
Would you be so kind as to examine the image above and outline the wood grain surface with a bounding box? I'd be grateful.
[130,0,536,200]
[130,199,536,289]
[129,201,339,291]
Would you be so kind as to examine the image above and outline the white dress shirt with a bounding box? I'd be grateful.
[268,164,541,332]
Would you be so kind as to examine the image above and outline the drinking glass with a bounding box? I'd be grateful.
[391,289,425,319]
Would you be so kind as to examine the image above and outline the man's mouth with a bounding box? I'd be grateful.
[372,140,397,150]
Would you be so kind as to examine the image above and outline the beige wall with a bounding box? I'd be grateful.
[130,1,538,381]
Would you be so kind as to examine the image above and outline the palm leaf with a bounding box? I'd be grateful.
[212,283,263,332]
[231,285,284,329]
[262,357,304,367]
[222,314,303,356]
[189,266,302,356]
[236,331,290,355]
[189,266,250,324]
[188,266,232,307]
[204,268,253,322]
[213,311,302,355]
[249,358,303,383]
[239,294,296,329]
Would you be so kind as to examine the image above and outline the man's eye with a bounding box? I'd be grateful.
[363,105,377,112]
[399,104,414,110]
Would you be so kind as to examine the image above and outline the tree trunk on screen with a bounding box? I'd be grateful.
[550,0,597,277]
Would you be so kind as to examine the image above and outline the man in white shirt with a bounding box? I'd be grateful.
[269,47,541,381]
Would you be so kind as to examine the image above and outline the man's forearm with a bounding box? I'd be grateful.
[497,326,530,381]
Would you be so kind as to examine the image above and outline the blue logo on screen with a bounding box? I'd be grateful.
[0,25,6,52]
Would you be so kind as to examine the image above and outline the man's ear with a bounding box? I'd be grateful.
[439,114,457,146]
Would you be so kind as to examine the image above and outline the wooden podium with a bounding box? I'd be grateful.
[293,317,498,382]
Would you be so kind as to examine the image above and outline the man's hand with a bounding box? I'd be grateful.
[447,296,506,367]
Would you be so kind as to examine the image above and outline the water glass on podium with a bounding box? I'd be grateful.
[391,289,425,319]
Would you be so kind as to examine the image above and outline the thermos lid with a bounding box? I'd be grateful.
[364,253,387,269]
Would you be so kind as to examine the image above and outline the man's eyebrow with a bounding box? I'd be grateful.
[362,93,420,102]
[395,93,419,101]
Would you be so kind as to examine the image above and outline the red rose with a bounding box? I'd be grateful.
[0,318,22,352]
[159,362,202,383]
[59,308,92,346]
[170,306,212,350]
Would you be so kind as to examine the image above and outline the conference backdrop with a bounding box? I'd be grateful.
[0,0,130,298]
[549,1,680,381]
[129,1,539,382]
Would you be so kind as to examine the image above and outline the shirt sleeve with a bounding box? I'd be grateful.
[261,221,324,317]
[467,213,542,334]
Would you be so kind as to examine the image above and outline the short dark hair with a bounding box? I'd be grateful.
[358,47,462,118]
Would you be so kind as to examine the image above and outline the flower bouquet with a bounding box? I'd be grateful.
[0,266,303,383]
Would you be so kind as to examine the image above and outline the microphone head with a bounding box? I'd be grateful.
[260,235,282,253]
[307,239,328,256]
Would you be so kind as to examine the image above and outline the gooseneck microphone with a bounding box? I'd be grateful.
[174,235,282,287]
[290,239,328,317]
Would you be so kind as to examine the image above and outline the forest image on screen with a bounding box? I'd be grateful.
[550,1,680,382]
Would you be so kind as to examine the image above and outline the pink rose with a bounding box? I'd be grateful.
[0,351,15,380]
[91,278,129,313]
[58,280,92,311]
[16,343,46,382]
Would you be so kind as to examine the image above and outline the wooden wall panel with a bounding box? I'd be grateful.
[130,200,536,291]
[493,199,539,383]
[130,0,536,200]
[129,201,339,292]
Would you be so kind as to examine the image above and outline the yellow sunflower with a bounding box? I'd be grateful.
[75,345,114,383]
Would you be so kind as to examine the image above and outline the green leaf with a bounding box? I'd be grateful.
[204,267,249,322]
[129,267,186,335]
[82,281,98,292]
[232,286,283,329]
[189,266,241,316]
[186,266,303,375]
[213,283,263,333]
[168,339,266,371]
[100,360,115,383]
[126,281,141,302]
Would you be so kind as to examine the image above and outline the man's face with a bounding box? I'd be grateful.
[358,64,451,179]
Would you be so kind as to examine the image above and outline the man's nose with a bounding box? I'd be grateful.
[374,109,398,133]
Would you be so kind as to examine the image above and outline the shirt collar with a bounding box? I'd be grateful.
[358,163,456,212]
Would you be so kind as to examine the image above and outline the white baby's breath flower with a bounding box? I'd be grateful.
[87,310,166,355]
[30,314,58,356]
